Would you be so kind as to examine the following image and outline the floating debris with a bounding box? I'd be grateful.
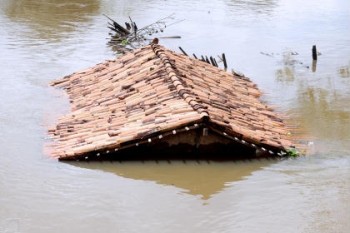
[105,13,183,54]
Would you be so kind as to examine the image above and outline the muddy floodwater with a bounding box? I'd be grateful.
[1,0,350,232]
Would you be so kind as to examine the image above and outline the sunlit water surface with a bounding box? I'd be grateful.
[0,0,349,232]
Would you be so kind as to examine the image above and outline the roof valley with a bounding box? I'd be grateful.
[151,44,209,121]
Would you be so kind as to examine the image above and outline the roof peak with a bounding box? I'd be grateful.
[151,44,209,121]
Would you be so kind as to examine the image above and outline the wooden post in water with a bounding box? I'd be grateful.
[312,45,317,72]
[312,45,317,61]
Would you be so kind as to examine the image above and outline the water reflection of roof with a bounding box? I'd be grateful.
[70,160,273,200]
[49,44,293,160]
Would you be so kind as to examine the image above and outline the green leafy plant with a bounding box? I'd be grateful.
[286,148,299,158]
[121,39,129,46]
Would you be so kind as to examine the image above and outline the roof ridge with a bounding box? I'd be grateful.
[151,44,209,121]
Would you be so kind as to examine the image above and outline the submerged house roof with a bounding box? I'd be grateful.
[49,44,294,161]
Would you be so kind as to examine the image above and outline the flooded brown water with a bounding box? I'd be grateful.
[1,0,349,232]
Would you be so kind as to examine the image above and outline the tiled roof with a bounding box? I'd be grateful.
[49,44,293,160]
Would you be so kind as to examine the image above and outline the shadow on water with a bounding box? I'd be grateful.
[2,0,100,41]
[338,63,350,78]
[67,159,275,200]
